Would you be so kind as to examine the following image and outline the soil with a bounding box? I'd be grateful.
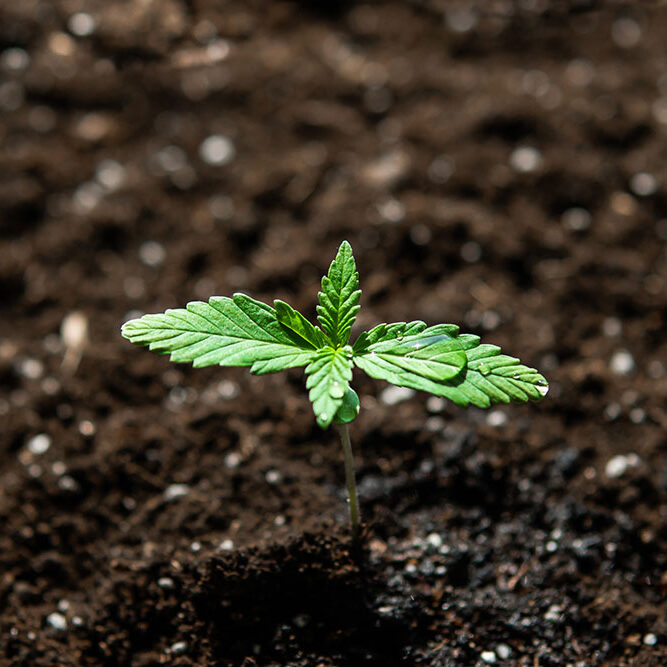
[1,1,667,665]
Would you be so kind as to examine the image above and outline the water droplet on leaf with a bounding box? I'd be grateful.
[478,363,491,376]
[329,382,345,398]
[536,383,549,397]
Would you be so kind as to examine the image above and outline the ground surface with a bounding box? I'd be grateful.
[1,1,667,665]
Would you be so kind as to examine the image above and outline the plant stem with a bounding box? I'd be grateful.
[338,423,360,538]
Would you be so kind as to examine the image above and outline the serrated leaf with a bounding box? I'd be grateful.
[354,326,548,408]
[274,299,326,349]
[317,241,362,346]
[452,342,549,406]
[305,346,354,429]
[353,321,430,353]
[121,293,316,373]
[353,325,468,393]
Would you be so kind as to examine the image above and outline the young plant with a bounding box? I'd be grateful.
[121,241,548,536]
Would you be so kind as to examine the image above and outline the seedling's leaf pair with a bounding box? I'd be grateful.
[122,241,548,428]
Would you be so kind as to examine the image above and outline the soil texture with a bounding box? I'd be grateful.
[1,1,667,665]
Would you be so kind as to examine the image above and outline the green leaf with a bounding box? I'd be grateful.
[442,338,549,407]
[333,387,360,425]
[121,293,316,373]
[353,326,548,408]
[274,300,326,349]
[353,321,429,353]
[317,241,362,346]
[305,346,354,429]
[353,325,468,393]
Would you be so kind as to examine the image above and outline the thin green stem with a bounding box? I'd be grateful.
[338,423,360,538]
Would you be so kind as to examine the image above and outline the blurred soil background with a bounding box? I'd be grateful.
[1,0,667,665]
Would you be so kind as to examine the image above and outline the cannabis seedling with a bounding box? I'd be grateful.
[121,241,548,536]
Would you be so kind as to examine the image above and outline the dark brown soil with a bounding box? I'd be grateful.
[1,1,667,665]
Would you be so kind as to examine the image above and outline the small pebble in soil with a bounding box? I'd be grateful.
[410,224,431,246]
[509,146,542,173]
[96,159,126,190]
[217,380,239,399]
[218,539,234,551]
[425,416,445,432]
[562,207,592,231]
[224,452,242,468]
[190,541,201,552]
[41,377,60,395]
[28,464,42,478]
[265,469,282,485]
[61,311,88,354]
[209,194,235,220]
[629,408,646,423]
[611,17,641,49]
[157,577,175,589]
[630,172,657,197]
[122,497,136,510]
[169,641,188,654]
[68,12,96,37]
[73,182,103,212]
[164,484,190,501]
[43,334,63,354]
[445,6,478,33]
[376,198,405,223]
[604,402,622,421]
[52,461,66,475]
[486,410,507,428]
[426,396,445,413]
[481,310,501,330]
[293,613,310,628]
[496,644,512,659]
[426,533,443,549]
[610,191,637,216]
[46,612,68,631]
[644,633,658,646]
[18,358,44,379]
[380,385,415,406]
[480,650,497,664]
[27,433,52,455]
[139,241,166,267]
[78,420,96,436]
[544,604,562,622]
[428,155,454,183]
[610,350,635,376]
[1,47,30,71]
[364,86,393,114]
[605,454,640,479]
[363,150,410,188]
[58,475,80,492]
[461,241,482,263]
[602,317,622,337]
[199,135,235,166]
